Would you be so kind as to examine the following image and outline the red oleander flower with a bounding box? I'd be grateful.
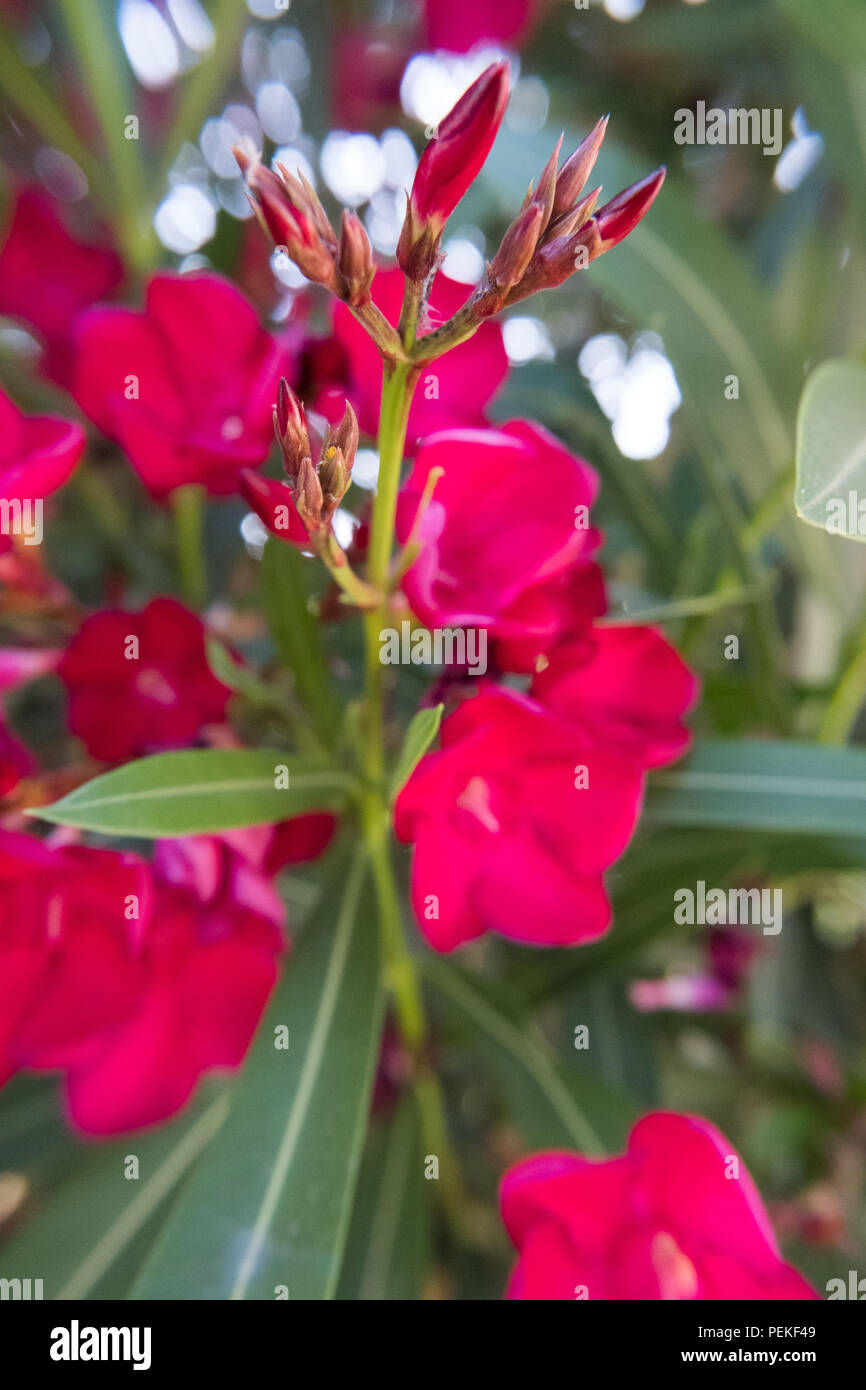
[500,1112,819,1300]
[395,615,695,950]
[531,625,698,769]
[423,0,542,52]
[0,814,335,1133]
[394,687,645,950]
[395,420,601,658]
[73,272,294,498]
[322,266,508,444]
[0,386,85,508]
[0,188,124,387]
[0,831,151,1091]
[65,831,289,1135]
[57,598,231,762]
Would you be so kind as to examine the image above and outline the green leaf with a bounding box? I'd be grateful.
[336,1101,430,1301]
[423,958,634,1153]
[648,739,866,836]
[55,0,152,270]
[32,749,354,837]
[261,538,340,747]
[794,358,866,539]
[0,1095,227,1299]
[130,851,384,1300]
[205,637,287,712]
[389,704,444,800]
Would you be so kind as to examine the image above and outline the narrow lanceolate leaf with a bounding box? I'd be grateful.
[794,359,866,540]
[423,957,624,1153]
[648,739,866,837]
[32,750,355,837]
[0,1094,227,1300]
[389,704,444,800]
[130,851,384,1301]
[336,1101,430,1301]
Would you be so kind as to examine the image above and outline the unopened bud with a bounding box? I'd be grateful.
[595,168,666,250]
[273,379,311,482]
[522,135,561,235]
[295,456,325,531]
[553,116,608,218]
[489,203,545,296]
[330,399,359,469]
[235,142,340,292]
[398,61,509,280]
[338,211,375,305]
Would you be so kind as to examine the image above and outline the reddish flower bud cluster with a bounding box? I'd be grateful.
[475,117,665,315]
[243,379,358,538]
[235,144,376,307]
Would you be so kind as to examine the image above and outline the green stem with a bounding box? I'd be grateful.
[172,485,207,609]
[819,638,866,744]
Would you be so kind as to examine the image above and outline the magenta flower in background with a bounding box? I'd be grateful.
[423,0,542,52]
[0,188,124,387]
[500,1112,819,1299]
[0,386,85,507]
[323,266,508,443]
[0,812,336,1134]
[73,272,293,498]
[64,832,288,1135]
[0,830,151,1092]
[57,598,231,762]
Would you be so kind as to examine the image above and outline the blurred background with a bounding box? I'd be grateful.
[1,0,866,1299]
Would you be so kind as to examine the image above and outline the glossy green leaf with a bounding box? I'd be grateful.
[130,851,384,1300]
[648,739,866,836]
[33,749,354,837]
[389,704,444,800]
[794,358,866,540]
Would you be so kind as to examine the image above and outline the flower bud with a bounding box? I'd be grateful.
[273,379,311,484]
[338,211,375,305]
[234,142,340,292]
[398,61,509,279]
[594,168,666,250]
[295,456,325,532]
[319,401,359,514]
[552,116,608,218]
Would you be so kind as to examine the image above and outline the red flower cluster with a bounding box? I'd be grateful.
[394,422,697,951]
[501,1113,819,1300]
[0,816,334,1133]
